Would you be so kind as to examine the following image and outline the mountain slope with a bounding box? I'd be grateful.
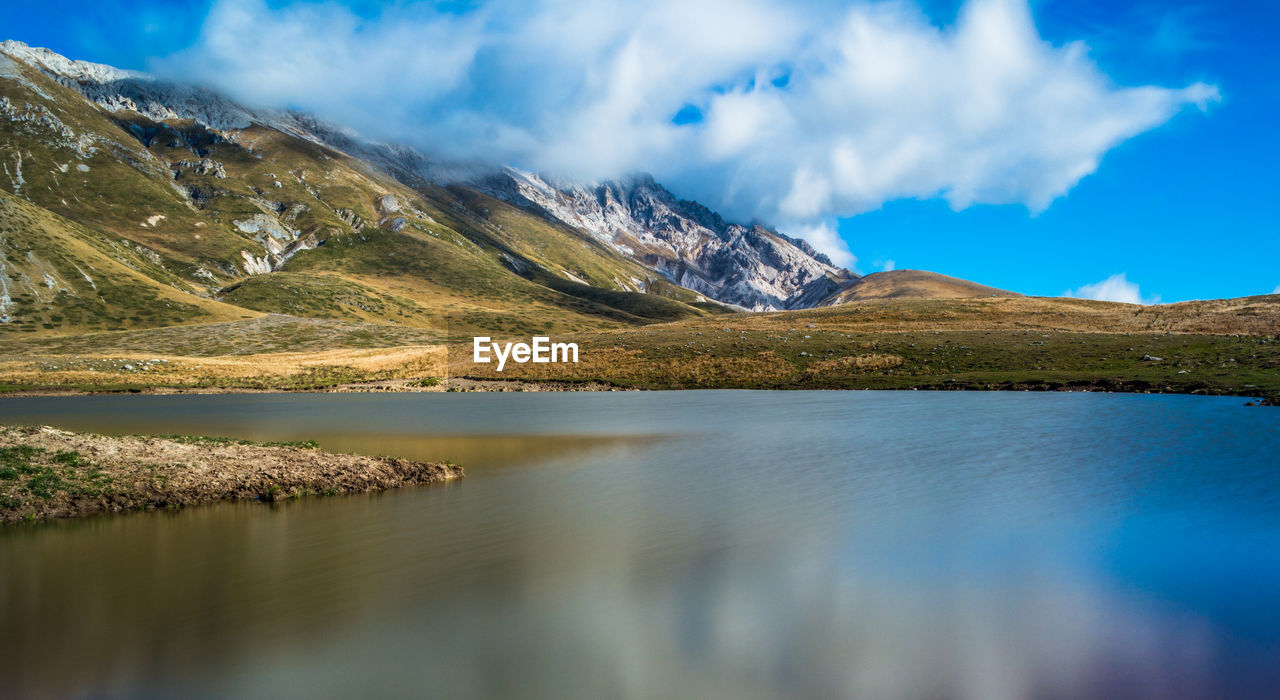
[480,169,855,311]
[0,40,730,337]
[0,191,251,335]
[3,40,1022,339]
[2,41,851,312]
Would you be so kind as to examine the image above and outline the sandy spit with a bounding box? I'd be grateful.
[0,425,462,524]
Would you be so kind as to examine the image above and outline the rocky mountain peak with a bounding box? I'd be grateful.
[481,168,854,310]
[0,40,139,85]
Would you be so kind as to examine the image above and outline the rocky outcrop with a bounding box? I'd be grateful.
[233,214,321,274]
[479,169,855,310]
[171,158,227,179]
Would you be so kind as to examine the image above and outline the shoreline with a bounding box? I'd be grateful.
[0,377,1272,404]
[0,426,463,524]
[0,376,631,397]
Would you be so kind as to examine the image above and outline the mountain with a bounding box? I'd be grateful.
[478,170,855,310]
[2,40,742,338]
[820,270,1018,304]
[3,40,1025,346]
[0,40,854,325]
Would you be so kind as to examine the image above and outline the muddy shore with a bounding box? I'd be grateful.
[0,376,628,397]
[0,425,462,524]
[0,376,1271,405]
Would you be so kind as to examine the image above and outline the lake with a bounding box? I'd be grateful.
[1,391,1277,698]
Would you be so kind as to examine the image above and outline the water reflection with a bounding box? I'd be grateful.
[1,391,1277,698]
[0,489,1233,699]
[316,433,662,469]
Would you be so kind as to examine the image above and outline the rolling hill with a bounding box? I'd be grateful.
[820,270,1020,304]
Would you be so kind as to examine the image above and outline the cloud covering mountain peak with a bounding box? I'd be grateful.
[160,0,1216,267]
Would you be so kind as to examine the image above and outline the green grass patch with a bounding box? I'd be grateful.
[0,442,105,504]
[157,434,318,449]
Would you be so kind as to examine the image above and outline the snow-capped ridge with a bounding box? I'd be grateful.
[0,41,141,84]
[482,168,854,310]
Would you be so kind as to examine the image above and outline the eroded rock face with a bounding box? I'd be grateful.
[233,215,318,274]
[481,169,855,310]
[171,158,227,180]
[377,194,401,214]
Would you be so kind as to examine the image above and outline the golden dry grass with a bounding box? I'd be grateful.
[1,295,1276,398]
[830,270,1018,302]
[440,296,1280,397]
[0,346,447,391]
[804,354,905,374]
[663,295,1280,336]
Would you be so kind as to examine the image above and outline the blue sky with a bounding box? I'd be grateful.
[847,1,1280,302]
[2,0,1276,302]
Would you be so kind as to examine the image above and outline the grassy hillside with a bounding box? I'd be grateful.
[0,192,251,335]
[0,314,441,357]
[1,53,722,338]
[0,67,252,278]
[216,272,438,327]
[824,269,1019,303]
[0,314,447,392]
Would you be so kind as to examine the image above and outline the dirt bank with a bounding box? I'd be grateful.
[329,377,630,392]
[0,376,629,396]
[0,426,462,524]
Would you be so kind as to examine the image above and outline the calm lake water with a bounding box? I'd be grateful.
[1,391,1277,699]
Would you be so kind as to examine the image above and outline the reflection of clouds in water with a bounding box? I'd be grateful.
[214,533,1219,698]
[676,554,1218,698]
[520,542,1218,699]
[307,484,1218,699]
[315,433,663,470]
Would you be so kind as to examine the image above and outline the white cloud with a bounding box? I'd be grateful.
[165,0,1218,255]
[785,221,857,269]
[879,260,896,272]
[1272,284,1280,295]
[1064,273,1160,305]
